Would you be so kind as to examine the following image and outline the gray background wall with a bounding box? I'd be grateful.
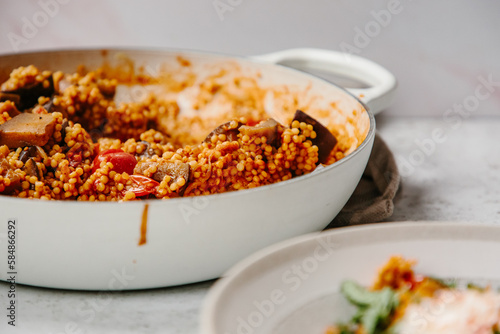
[1,0,499,117]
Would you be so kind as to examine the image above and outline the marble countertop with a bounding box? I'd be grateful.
[1,115,499,334]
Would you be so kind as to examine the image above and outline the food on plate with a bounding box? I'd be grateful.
[0,61,358,201]
[327,256,500,334]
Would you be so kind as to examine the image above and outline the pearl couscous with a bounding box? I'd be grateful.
[0,62,349,201]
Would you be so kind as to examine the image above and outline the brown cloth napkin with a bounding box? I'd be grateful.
[327,134,401,228]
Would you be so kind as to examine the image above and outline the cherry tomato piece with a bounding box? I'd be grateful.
[92,149,137,174]
[245,119,260,126]
[126,175,159,197]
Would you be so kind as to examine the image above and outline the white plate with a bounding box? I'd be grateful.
[200,221,500,334]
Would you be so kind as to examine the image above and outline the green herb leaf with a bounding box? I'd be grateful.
[340,280,399,334]
[341,280,378,306]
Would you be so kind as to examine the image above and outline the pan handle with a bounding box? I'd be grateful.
[252,48,397,114]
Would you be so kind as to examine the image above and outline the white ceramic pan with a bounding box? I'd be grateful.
[0,48,396,290]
